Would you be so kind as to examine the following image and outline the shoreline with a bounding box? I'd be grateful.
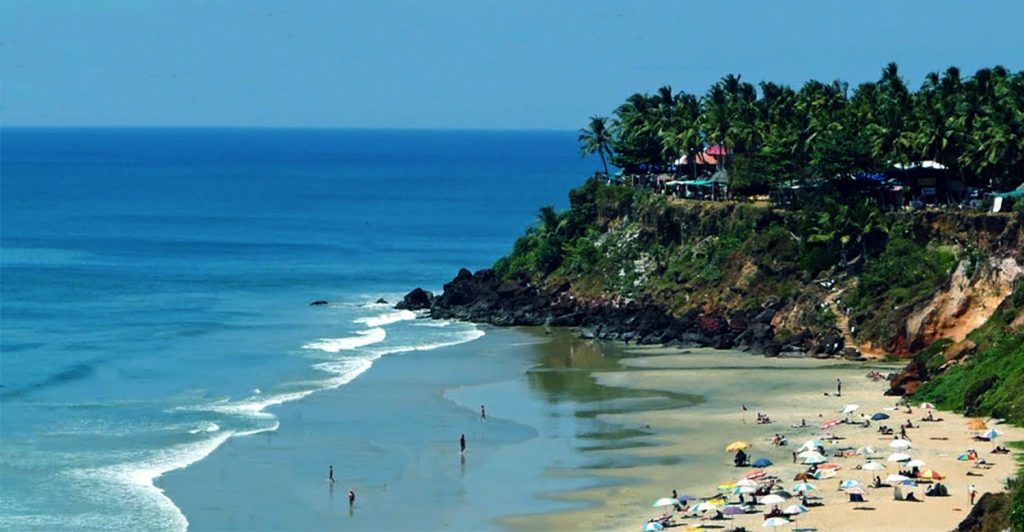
[513,344,1023,532]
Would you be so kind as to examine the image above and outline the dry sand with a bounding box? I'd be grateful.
[518,346,1022,532]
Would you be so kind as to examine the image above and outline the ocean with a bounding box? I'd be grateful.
[0,128,592,530]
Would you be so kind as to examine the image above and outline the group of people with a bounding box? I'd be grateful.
[325,404,488,512]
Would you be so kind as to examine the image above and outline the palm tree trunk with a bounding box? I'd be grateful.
[599,149,609,178]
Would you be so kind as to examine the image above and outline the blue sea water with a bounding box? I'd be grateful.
[0,128,591,530]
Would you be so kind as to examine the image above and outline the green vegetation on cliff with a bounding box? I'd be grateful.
[493,178,1019,354]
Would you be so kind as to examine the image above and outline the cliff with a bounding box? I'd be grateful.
[401,179,1023,360]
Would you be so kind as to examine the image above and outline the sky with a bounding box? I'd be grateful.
[2,0,1022,129]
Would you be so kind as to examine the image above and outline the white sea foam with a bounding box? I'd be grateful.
[370,328,486,356]
[72,431,234,532]
[415,319,455,328]
[352,309,416,328]
[302,327,386,352]
[187,422,220,434]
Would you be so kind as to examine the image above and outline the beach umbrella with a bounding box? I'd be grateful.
[905,459,927,468]
[919,469,943,480]
[745,469,767,480]
[760,494,788,505]
[817,463,841,470]
[722,505,746,516]
[782,504,808,515]
[889,439,913,449]
[840,479,860,489]
[887,452,912,462]
[967,419,987,430]
[643,522,664,532]
[820,419,840,429]
[718,481,737,491]
[792,482,816,493]
[797,449,822,459]
[691,502,718,514]
[957,453,975,462]
[726,441,752,452]
[861,462,885,471]
[886,474,910,483]
[798,440,823,452]
[845,486,867,495]
[708,498,727,507]
[652,498,679,508]
[981,428,1002,440]
[856,446,877,456]
[732,485,756,495]
[803,454,826,465]
[793,472,814,481]
[763,517,791,527]
[753,458,773,468]
[813,469,837,480]
[919,402,935,409]
[871,413,890,421]
[736,478,759,488]
[841,404,860,415]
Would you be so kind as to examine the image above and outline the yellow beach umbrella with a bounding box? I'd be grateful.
[919,469,944,480]
[708,498,727,507]
[967,419,987,430]
[726,441,752,452]
[717,481,737,491]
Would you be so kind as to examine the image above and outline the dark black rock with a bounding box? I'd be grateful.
[310,300,329,306]
[375,298,389,304]
[395,288,434,310]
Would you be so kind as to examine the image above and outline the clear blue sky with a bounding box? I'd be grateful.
[2,0,1022,129]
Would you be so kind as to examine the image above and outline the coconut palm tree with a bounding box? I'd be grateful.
[659,92,702,179]
[578,116,614,177]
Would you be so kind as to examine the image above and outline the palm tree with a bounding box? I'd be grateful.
[660,92,702,178]
[578,116,614,177]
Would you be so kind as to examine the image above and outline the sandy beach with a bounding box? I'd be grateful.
[518,345,1022,532]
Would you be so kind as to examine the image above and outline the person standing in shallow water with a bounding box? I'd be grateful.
[328,465,334,483]
[836,378,842,396]
[348,490,355,506]
[460,434,466,454]
[480,405,486,420]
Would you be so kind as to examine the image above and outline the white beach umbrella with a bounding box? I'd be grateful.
[855,446,877,456]
[792,482,816,493]
[760,494,788,505]
[643,522,664,532]
[763,517,792,527]
[783,504,809,515]
[691,501,718,514]
[905,459,927,468]
[861,462,886,471]
[652,497,679,508]
[798,449,823,459]
[733,485,757,495]
[886,474,910,483]
[803,454,826,465]
[737,478,759,488]
[919,402,936,409]
[887,452,912,462]
[841,404,860,415]
[889,439,913,449]
[798,440,823,452]
[839,479,860,489]
[814,468,837,480]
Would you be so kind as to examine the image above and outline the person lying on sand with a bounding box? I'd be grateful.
[993,445,1011,454]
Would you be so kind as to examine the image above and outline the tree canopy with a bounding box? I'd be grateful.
[585,63,1024,193]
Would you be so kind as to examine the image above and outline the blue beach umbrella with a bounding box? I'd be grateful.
[871,413,890,421]
[839,479,860,489]
[753,458,773,468]
[643,522,664,532]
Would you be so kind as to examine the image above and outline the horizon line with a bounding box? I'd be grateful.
[0,125,579,133]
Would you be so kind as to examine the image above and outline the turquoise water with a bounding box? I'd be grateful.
[0,128,592,530]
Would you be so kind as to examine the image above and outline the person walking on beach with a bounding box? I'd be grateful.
[348,489,356,506]
[328,465,335,483]
[480,405,486,421]
[460,433,466,454]
[969,484,977,505]
[836,378,842,397]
